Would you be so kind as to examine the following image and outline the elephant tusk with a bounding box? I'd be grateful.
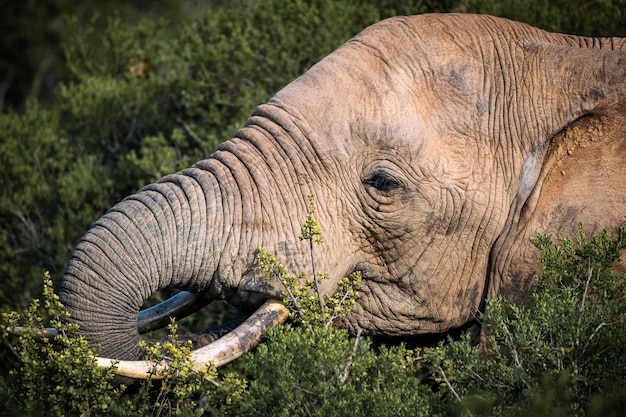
[100,298,289,379]
[7,291,209,340]
[137,291,211,334]
[6,326,58,340]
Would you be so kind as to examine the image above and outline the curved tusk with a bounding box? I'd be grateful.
[101,298,289,379]
[137,291,211,334]
[8,291,208,340]
[6,327,59,340]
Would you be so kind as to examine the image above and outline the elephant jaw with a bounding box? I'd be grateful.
[100,299,289,379]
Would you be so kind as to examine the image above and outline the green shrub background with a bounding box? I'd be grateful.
[1,0,625,415]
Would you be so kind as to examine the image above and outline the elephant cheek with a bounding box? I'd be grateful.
[337,275,484,336]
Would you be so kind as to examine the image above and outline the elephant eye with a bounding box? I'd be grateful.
[363,171,401,192]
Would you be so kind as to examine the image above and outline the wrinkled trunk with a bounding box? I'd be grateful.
[58,103,312,366]
[59,165,238,360]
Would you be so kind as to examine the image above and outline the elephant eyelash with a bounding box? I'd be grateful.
[363,171,402,192]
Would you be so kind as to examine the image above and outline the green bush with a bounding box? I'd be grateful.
[1,273,123,416]
[226,195,434,417]
[429,223,626,416]
[229,326,434,417]
[1,274,247,417]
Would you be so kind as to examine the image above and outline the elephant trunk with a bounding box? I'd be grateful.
[59,165,239,360]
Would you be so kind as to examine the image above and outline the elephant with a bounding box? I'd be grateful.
[55,13,626,377]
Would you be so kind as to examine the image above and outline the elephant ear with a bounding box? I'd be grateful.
[520,39,626,220]
[488,39,626,304]
[528,40,626,146]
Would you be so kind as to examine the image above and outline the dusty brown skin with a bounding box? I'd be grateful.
[58,14,626,363]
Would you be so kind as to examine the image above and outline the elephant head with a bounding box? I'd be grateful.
[58,14,626,375]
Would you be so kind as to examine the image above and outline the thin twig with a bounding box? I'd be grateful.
[575,267,594,348]
[308,221,326,329]
[329,286,354,324]
[272,264,304,319]
[588,321,609,342]
[500,322,530,389]
[176,116,209,158]
[463,364,485,382]
[581,320,615,360]
[438,366,473,417]
[341,327,362,383]
[204,377,221,388]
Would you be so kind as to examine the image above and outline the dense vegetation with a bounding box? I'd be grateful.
[3,218,626,416]
[1,0,625,415]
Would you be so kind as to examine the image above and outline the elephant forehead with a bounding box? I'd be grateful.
[271,22,489,157]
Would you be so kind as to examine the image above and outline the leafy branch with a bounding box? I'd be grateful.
[257,193,361,330]
[1,273,123,416]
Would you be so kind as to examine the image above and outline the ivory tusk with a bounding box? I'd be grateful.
[101,298,289,379]
[137,291,211,334]
[8,291,209,340]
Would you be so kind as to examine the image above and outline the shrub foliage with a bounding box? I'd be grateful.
[3,216,626,416]
[430,223,626,416]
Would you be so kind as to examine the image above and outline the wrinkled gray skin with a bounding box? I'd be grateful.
[60,14,626,360]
